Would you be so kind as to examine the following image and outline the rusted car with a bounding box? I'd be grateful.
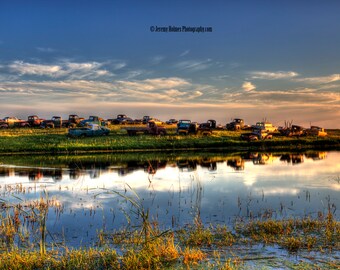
[166,119,178,125]
[125,121,167,136]
[68,123,110,138]
[241,128,273,141]
[278,125,305,137]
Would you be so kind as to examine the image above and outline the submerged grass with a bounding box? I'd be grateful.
[235,210,340,253]
[1,186,339,269]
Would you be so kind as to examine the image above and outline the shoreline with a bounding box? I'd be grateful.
[0,127,339,155]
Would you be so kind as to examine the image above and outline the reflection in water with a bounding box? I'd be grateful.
[280,154,304,164]
[0,151,331,182]
[227,159,244,171]
[0,151,338,249]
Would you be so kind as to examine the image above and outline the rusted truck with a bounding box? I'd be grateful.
[79,116,108,127]
[125,121,167,136]
[176,120,214,135]
[40,116,65,128]
[40,115,84,128]
[27,115,45,127]
[176,120,198,135]
[305,126,327,137]
[0,117,30,128]
[108,114,135,125]
[226,118,250,131]
[251,121,277,132]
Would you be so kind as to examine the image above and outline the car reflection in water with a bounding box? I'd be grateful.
[177,160,197,172]
[251,153,276,165]
[280,154,304,165]
[0,152,330,182]
[198,158,217,171]
[68,160,111,179]
[226,158,245,171]
[305,152,327,160]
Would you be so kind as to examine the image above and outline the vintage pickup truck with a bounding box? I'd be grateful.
[40,115,85,128]
[251,121,277,132]
[27,115,45,127]
[68,124,110,137]
[108,114,135,125]
[226,118,248,130]
[124,121,167,136]
[176,120,214,135]
[305,126,327,137]
[241,128,273,141]
[0,117,30,128]
[79,116,108,127]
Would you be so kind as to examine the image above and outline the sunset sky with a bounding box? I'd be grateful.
[0,0,339,128]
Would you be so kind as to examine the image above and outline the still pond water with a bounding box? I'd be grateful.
[0,151,339,248]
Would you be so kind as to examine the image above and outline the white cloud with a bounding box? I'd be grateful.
[189,90,203,99]
[164,89,186,97]
[9,61,61,76]
[224,87,340,106]
[179,50,190,57]
[242,81,256,92]
[124,70,144,79]
[250,71,299,80]
[112,62,126,70]
[294,74,340,84]
[150,56,165,65]
[8,60,113,79]
[175,59,212,71]
[117,77,190,92]
[36,47,55,53]
[65,62,102,70]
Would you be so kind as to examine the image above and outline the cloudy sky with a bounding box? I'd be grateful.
[0,0,339,127]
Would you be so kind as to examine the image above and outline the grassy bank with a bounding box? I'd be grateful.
[0,126,339,154]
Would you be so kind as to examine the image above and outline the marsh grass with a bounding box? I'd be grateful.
[0,248,119,270]
[0,191,63,255]
[1,180,339,269]
[1,197,339,269]
[235,210,340,253]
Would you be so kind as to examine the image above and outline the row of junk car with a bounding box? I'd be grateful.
[0,114,328,140]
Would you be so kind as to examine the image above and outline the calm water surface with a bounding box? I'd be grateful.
[0,151,339,248]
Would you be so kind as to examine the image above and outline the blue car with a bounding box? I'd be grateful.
[68,124,110,138]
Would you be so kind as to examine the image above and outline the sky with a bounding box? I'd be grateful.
[0,0,339,128]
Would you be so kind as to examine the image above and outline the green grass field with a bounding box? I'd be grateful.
[0,125,339,154]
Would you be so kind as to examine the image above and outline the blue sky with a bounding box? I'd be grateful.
[0,0,339,127]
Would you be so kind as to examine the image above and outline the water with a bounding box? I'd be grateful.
[0,151,339,248]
